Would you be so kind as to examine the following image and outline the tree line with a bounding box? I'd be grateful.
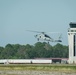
[0,42,68,59]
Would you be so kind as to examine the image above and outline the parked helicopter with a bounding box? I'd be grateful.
[27,30,62,43]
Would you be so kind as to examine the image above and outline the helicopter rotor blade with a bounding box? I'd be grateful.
[26,30,45,33]
[46,32,61,34]
[26,30,61,34]
[26,30,40,33]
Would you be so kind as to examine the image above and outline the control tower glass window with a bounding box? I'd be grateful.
[69,22,76,28]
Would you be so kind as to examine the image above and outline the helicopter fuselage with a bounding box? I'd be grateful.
[35,33,53,42]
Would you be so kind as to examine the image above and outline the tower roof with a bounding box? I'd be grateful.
[69,22,76,28]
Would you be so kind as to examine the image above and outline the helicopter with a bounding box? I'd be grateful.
[27,30,62,43]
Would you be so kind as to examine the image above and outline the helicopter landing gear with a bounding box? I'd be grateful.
[48,41,49,44]
[37,38,39,41]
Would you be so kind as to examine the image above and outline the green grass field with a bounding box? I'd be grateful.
[0,64,76,73]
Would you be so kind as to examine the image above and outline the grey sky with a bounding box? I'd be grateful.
[0,0,76,46]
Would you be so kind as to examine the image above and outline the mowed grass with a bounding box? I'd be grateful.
[0,64,76,73]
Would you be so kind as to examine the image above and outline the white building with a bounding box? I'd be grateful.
[68,22,76,64]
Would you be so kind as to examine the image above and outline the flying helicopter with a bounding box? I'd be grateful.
[26,30,62,43]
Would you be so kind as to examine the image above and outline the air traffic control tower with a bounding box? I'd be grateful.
[68,22,76,64]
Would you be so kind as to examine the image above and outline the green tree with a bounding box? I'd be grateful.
[15,45,26,58]
[63,45,69,58]
[0,43,69,59]
[53,43,68,58]
[0,47,4,58]
[1,44,15,58]
[53,43,61,57]
[34,42,52,58]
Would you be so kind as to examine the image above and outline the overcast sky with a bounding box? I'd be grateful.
[0,0,76,46]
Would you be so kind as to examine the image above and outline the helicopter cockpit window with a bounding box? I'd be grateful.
[45,34,50,38]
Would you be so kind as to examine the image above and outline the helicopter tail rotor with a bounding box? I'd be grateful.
[56,34,62,42]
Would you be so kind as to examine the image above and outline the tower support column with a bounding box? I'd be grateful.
[68,22,76,64]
